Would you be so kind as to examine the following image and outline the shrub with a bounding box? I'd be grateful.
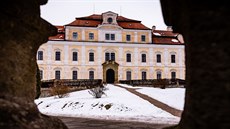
[88,85,108,98]
[50,85,70,98]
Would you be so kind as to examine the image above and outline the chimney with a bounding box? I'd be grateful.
[152,25,156,31]
[167,26,173,31]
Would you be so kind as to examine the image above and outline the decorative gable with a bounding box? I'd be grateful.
[102,11,118,25]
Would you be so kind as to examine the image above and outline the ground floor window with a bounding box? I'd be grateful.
[171,71,176,79]
[73,71,78,80]
[89,71,94,79]
[126,71,131,80]
[142,71,147,80]
[39,70,43,80]
[157,71,161,79]
[55,70,60,80]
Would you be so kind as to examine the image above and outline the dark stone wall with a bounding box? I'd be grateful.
[0,0,67,128]
[160,1,230,129]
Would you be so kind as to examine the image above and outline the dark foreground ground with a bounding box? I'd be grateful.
[58,117,174,129]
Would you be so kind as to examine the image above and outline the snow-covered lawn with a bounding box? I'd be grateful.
[35,84,182,124]
[119,84,185,110]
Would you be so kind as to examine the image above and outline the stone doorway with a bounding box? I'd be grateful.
[102,60,119,83]
[106,69,115,83]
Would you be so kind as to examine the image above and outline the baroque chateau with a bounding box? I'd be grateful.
[37,11,185,83]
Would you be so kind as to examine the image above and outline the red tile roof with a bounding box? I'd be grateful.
[49,34,64,40]
[66,14,150,30]
[152,30,183,44]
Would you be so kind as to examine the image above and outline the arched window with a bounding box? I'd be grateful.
[55,70,60,80]
[157,71,162,79]
[156,54,161,63]
[126,71,132,80]
[141,54,146,62]
[89,71,94,79]
[89,52,94,62]
[126,53,131,62]
[142,71,147,80]
[72,70,78,80]
[55,51,61,61]
[37,51,43,60]
[73,52,78,61]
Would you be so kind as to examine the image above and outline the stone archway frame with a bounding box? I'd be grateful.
[102,60,119,83]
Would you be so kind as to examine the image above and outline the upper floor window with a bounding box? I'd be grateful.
[89,52,94,62]
[89,33,94,40]
[107,17,113,24]
[55,70,60,80]
[72,32,78,39]
[73,52,78,61]
[157,71,162,79]
[105,52,115,61]
[55,51,61,61]
[141,35,146,42]
[105,33,115,40]
[89,71,94,79]
[39,70,43,80]
[156,54,161,63]
[142,71,147,80]
[171,54,176,63]
[126,71,131,80]
[126,35,131,41]
[171,71,176,79]
[37,51,43,60]
[141,54,146,62]
[126,53,131,62]
[72,71,78,80]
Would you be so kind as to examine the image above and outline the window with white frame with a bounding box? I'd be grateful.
[126,34,131,41]
[171,54,176,63]
[89,52,94,62]
[141,54,146,62]
[55,70,60,80]
[142,71,147,80]
[126,71,132,80]
[157,71,162,79]
[89,33,94,40]
[141,35,146,42]
[72,70,78,80]
[89,71,94,79]
[72,32,78,39]
[171,71,176,79]
[126,53,131,62]
[73,52,78,61]
[55,51,61,61]
[105,33,115,40]
[37,51,43,60]
[156,54,161,63]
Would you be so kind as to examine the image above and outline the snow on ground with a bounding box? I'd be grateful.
[119,84,185,110]
[35,84,180,124]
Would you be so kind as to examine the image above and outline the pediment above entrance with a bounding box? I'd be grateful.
[102,60,119,66]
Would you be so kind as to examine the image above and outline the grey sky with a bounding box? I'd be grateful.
[41,0,167,30]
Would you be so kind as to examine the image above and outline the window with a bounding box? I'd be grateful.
[111,34,115,40]
[111,53,115,61]
[126,35,131,41]
[126,71,131,80]
[141,35,146,42]
[72,71,78,80]
[126,53,131,62]
[157,71,162,79]
[89,71,94,79]
[171,71,176,79]
[105,33,115,40]
[72,32,78,39]
[89,33,94,40]
[89,52,94,62]
[156,54,161,63]
[171,54,176,63]
[37,51,43,60]
[55,51,61,61]
[55,70,60,80]
[105,34,110,40]
[39,70,43,80]
[105,52,115,61]
[73,52,78,61]
[107,17,113,23]
[141,54,146,62]
[142,71,147,80]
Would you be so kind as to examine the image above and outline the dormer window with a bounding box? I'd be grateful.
[107,17,113,24]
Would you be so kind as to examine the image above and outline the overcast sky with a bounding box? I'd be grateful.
[41,0,167,30]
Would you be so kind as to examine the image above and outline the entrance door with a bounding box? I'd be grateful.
[106,69,115,83]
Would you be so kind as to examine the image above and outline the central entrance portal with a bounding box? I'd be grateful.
[102,60,119,83]
[106,69,115,83]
